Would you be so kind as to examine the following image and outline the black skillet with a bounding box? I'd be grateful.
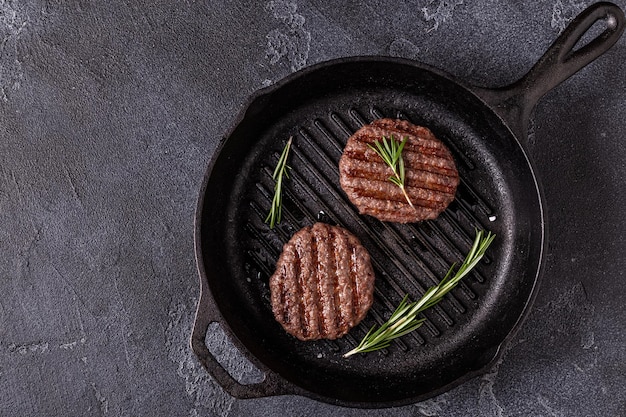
[191,2,624,408]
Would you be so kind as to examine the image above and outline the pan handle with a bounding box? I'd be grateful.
[474,2,625,139]
[190,281,297,399]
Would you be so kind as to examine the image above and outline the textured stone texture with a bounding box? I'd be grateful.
[1,0,625,415]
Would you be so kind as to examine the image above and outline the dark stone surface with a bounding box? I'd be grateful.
[1,0,624,415]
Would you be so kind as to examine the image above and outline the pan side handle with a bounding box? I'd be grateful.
[473,2,625,140]
[190,277,296,399]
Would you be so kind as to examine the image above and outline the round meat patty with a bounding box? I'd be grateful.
[339,118,460,223]
[269,223,375,341]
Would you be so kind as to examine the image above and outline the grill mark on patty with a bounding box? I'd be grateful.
[339,118,459,223]
[293,245,305,335]
[306,229,321,339]
[344,138,457,169]
[341,160,458,191]
[347,236,360,321]
[345,233,362,318]
[352,126,451,157]
[314,224,336,337]
[283,249,302,332]
[327,227,340,333]
[351,248,362,319]
[342,177,455,207]
[352,196,441,222]
[370,118,441,145]
[270,224,375,340]
[273,270,287,325]
[331,228,346,330]
[343,148,458,176]
[352,245,373,316]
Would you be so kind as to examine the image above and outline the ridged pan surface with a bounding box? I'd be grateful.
[196,58,544,405]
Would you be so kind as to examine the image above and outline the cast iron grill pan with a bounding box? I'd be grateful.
[192,3,624,407]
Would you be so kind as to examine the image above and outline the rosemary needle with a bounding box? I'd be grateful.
[368,135,414,208]
[265,136,293,229]
[344,229,495,357]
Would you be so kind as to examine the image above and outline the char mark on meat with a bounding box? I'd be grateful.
[339,118,459,223]
[269,223,375,340]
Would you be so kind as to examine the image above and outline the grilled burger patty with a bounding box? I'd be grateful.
[339,118,459,223]
[269,222,375,341]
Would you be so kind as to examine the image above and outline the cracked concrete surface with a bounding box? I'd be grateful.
[1,0,625,415]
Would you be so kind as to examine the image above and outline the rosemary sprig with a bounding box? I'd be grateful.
[265,136,293,229]
[344,229,495,357]
[368,135,414,208]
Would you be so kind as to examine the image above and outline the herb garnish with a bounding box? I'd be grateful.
[265,136,293,229]
[344,229,495,357]
[368,135,414,208]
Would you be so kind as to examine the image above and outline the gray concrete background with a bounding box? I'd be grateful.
[1,0,625,415]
